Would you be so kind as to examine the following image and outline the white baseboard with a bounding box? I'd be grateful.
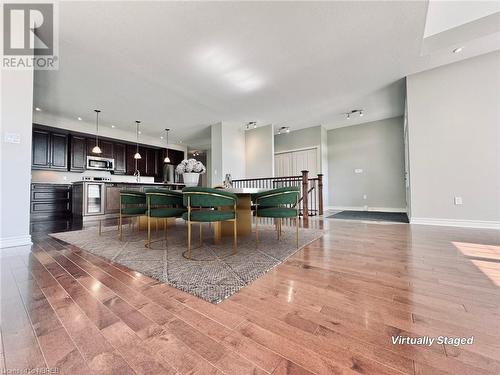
[0,235,32,249]
[410,218,500,229]
[326,206,407,213]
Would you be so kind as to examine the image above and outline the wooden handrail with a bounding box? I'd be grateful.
[231,170,324,217]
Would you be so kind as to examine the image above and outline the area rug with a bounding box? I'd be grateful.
[328,210,409,223]
[50,222,323,304]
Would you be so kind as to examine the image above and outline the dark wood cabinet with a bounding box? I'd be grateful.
[51,132,68,169]
[32,125,171,177]
[126,145,146,175]
[30,183,72,221]
[145,148,158,177]
[32,129,51,168]
[32,129,68,170]
[113,143,126,174]
[86,138,113,159]
[70,135,87,171]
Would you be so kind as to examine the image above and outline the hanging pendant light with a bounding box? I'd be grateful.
[134,121,142,159]
[92,110,102,154]
[163,128,171,163]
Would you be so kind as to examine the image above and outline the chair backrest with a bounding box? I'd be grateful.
[145,188,183,206]
[254,186,300,206]
[183,187,237,208]
[120,190,146,205]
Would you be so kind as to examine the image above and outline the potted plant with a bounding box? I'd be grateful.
[176,158,206,187]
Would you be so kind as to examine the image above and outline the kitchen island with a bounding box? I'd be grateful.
[72,180,184,221]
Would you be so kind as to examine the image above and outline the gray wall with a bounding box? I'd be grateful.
[245,125,274,178]
[327,117,406,210]
[407,51,500,224]
[274,126,322,153]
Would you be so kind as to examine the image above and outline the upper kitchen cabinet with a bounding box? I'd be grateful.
[69,135,87,172]
[32,128,68,170]
[86,138,113,159]
[145,148,158,177]
[113,143,127,174]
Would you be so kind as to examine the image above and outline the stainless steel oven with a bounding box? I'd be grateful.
[86,156,115,171]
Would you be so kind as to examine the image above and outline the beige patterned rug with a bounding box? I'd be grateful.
[50,221,323,303]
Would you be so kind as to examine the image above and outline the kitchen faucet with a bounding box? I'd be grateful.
[133,169,140,182]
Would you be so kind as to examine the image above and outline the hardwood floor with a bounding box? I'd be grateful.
[1,218,500,374]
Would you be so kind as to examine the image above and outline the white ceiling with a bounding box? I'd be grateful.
[34,1,500,146]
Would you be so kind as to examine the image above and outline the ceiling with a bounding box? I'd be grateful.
[34,1,500,146]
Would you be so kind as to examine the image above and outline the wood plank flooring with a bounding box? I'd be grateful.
[1,218,499,374]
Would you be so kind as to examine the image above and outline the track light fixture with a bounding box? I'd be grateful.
[345,109,364,119]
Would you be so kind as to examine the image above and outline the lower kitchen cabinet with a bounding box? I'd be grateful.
[30,183,72,221]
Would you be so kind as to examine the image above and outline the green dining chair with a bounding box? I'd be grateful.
[145,188,186,248]
[182,187,238,259]
[253,186,301,249]
[119,190,147,241]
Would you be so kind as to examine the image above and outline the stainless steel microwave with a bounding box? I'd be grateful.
[86,156,115,171]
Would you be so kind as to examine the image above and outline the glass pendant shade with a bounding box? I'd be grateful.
[133,120,141,159]
[93,109,102,153]
[163,128,170,163]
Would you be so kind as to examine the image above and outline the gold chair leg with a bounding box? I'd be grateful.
[199,223,202,246]
[147,216,151,248]
[233,219,237,254]
[187,221,192,259]
[119,213,123,241]
[156,219,158,233]
[296,216,299,249]
[256,216,259,249]
[164,218,167,247]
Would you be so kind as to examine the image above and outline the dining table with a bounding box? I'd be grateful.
[213,187,269,243]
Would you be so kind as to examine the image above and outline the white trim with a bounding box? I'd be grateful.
[410,218,500,229]
[327,206,407,213]
[0,235,32,249]
[274,145,320,155]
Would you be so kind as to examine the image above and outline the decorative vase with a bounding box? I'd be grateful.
[183,172,199,187]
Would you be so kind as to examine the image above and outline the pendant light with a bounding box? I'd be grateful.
[163,128,171,163]
[92,110,102,154]
[134,121,142,159]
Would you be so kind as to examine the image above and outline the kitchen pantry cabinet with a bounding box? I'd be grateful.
[32,129,68,170]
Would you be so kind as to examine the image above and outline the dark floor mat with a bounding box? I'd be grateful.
[327,210,409,223]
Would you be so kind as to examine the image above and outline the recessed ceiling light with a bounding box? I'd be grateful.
[111,125,116,128]
[359,110,364,117]
[138,131,141,134]
[453,47,463,53]
[35,107,41,111]
[77,117,82,121]
[179,140,183,144]
[160,136,164,139]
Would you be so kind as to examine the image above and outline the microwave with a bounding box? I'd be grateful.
[86,156,115,171]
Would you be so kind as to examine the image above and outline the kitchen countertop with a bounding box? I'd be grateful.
[72,181,182,185]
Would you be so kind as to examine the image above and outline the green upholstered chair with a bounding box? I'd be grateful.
[253,186,301,248]
[182,187,238,259]
[145,188,186,248]
[119,190,147,240]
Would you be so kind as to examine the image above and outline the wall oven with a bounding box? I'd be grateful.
[86,156,115,171]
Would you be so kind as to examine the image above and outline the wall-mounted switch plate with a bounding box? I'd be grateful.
[454,196,463,205]
[354,168,363,174]
[4,132,21,144]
